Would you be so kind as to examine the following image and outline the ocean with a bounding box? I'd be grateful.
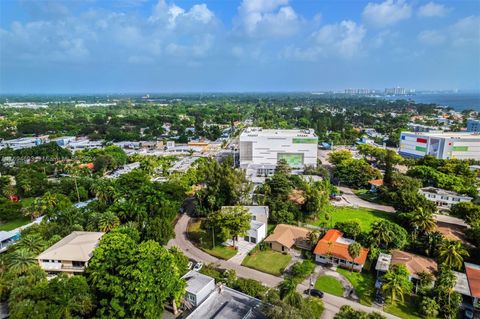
[384,93,480,111]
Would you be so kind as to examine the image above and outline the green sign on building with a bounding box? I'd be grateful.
[453,146,468,152]
[292,138,318,144]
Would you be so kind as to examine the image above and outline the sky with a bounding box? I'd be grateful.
[0,0,479,94]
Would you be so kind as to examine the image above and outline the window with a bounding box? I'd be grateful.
[244,236,249,242]
[251,237,257,244]
[72,261,85,268]
[282,246,285,252]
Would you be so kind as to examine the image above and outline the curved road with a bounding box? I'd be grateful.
[168,214,399,319]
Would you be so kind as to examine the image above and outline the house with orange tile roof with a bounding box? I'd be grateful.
[465,263,480,313]
[313,229,369,272]
[264,224,311,253]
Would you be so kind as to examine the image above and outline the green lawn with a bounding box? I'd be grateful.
[242,249,292,276]
[336,268,375,306]
[187,219,237,260]
[311,206,395,232]
[0,217,31,231]
[314,275,344,297]
[384,296,423,319]
[353,189,390,206]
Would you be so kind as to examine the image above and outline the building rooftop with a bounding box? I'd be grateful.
[313,229,369,265]
[391,250,437,279]
[368,179,384,187]
[182,270,215,295]
[420,187,473,199]
[186,285,264,319]
[264,224,310,249]
[241,127,317,138]
[37,231,104,262]
[375,253,392,272]
[465,262,480,298]
[402,131,480,139]
[453,271,471,297]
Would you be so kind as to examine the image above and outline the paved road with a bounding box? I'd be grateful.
[168,214,400,319]
[338,186,396,213]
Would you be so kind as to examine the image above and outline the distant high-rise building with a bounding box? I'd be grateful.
[385,87,407,95]
[344,88,375,94]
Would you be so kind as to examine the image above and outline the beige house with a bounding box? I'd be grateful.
[37,231,104,276]
[264,224,311,252]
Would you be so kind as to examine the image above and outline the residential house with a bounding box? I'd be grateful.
[0,216,44,253]
[182,270,216,308]
[37,231,104,276]
[222,206,269,244]
[264,224,311,253]
[368,179,384,192]
[465,263,480,315]
[185,284,264,319]
[419,187,472,211]
[313,229,369,272]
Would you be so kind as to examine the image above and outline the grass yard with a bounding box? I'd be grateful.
[242,249,292,276]
[384,296,423,319]
[314,275,344,297]
[0,217,31,231]
[311,206,395,232]
[187,219,237,260]
[336,268,375,306]
[353,189,390,206]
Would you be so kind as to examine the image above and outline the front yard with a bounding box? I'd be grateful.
[0,217,31,231]
[242,249,292,276]
[336,268,375,306]
[310,206,395,231]
[314,275,344,297]
[384,296,423,319]
[187,218,237,260]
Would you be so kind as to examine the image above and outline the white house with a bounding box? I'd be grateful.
[182,270,216,308]
[419,187,472,211]
[221,206,268,244]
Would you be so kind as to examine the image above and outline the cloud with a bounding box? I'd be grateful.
[417,30,446,45]
[362,0,412,27]
[235,0,300,37]
[284,20,366,60]
[149,0,216,29]
[449,15,480,47]
[418,2,448,17]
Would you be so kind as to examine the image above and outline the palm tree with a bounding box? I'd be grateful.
[98,211,120,232]
[381,265,413,304]
[437,239,469,270]
[22,199,44,221]
[370,221,394,248]
[307,230,320,247]
[91,180,116,205]
[410,208,436,234]
[348,242,361,272]
[14,234,47,254]
[278,277,302,308]
[6,248,36,274]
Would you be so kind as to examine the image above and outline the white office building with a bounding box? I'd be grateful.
[419,187,472,211]
[399,132,480,160]
[239,128,318,175]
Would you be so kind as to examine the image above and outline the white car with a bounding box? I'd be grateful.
[193,262,203,272]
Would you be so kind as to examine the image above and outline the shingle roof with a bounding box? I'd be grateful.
[313,229,369,265]
[264,224,310,249]
[391,250,437,279]
[465,262,480,298]
[37,231,104,262]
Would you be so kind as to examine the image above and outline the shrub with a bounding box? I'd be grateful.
[291,260,315,281]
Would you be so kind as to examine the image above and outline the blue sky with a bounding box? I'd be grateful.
[0,0,479,93]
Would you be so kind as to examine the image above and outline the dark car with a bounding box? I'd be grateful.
[304,289,324,298]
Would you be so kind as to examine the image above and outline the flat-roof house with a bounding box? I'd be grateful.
[182,270,216,308]
[313,229,369,272]
[264,224,311,253]
[185,284,265,319]
[222,206,269,244]
[419,187,472,211]
[37,231,104,276]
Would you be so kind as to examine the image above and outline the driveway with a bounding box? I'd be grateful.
[225,238,256,264]
[168,214,400,319]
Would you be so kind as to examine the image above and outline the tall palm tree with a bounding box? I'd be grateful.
[370,221,394,248]
[14,234,47,255]
[410,208,436,234]
[98,211,120,232]
[437,239,469,270]
[6,248,36,274]
[307,230,320,247]
[381,265,412,304]
[91,181,116,205]
[348,242,361,272]
[278,278,302,308]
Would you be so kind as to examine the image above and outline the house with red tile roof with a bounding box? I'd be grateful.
[465,263,480,314]
[313,229,369,272]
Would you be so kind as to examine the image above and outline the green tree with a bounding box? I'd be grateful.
[437,239,469,270]
[278,277,302,308]
[381,264,413,304]
[97,211,120,232]
[419,297,440,318]
[206,206,251,248]
[409,207,436,235]
[5,248,36,275]
[347,242,361,272]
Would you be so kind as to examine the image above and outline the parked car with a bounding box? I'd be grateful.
[304,289,324,298]
[193,262,203,272]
